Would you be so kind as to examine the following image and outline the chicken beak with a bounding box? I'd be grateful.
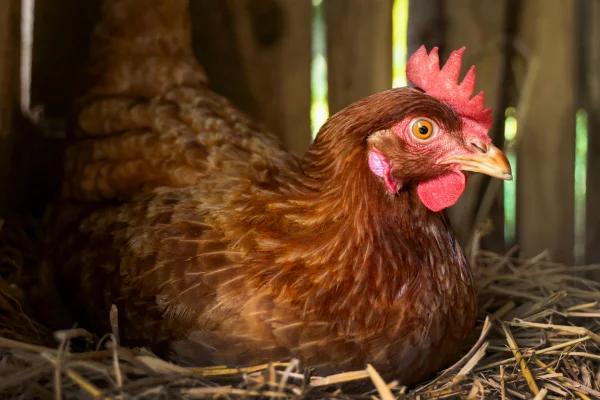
[440,144,513,180]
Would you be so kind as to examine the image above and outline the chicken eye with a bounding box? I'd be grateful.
[411,119,435,140]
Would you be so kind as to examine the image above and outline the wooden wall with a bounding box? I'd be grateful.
[191,0,313,158]
[30,0,100,121]
[408,0,592,267]
[585,0,600,265]
[516,0,577,265]
[0,0,598,268]
[441,0,513,252]
[0,0,21,215]
[325,0,393,114]
[191,0,598,268]
[1,0,98,216]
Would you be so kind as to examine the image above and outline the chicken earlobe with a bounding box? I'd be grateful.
[367,150,402,194]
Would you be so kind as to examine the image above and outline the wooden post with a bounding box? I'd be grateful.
[585,0,600,265]
[0,0,21,215]
[325,0,393,115]
[6,0,100,215]
[437,0,510,250]
[482,0,519,254]
[517,0,576,264]
[407,0,445,57]
[31,0,100,119]
[193,0,313,158]
[190,1,262,127]
[226,0,313,158]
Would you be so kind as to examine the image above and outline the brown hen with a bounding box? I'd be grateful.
[36,0,512,385]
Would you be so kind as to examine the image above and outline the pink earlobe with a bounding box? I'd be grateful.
[368,151,388,177]
[417,171,466,212]
[368,151,402,194]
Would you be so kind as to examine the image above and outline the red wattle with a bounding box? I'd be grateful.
[417,171,466,212]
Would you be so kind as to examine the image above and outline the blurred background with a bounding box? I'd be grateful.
[0,0,595,266]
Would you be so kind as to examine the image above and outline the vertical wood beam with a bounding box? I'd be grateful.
[325,0,393,115]
[517,0,576,264]
[31,0,100,119]
[190,0,262,126]
[0,0,21,215]
[585,0,600,265]
[407,0,445,57]
[437,0,509,249]
[222,0,313,158]
[9,0,100,215]
[482,0,519,254]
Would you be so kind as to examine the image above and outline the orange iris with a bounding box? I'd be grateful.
[411,119,434,140]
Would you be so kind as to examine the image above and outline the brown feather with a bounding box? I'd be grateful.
[35,0,477,385]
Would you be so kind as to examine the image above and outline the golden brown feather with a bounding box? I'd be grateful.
[32,0,515,386]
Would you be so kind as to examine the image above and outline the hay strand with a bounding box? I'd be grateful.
[501,321,540,395]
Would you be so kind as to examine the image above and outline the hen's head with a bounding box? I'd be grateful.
[311,45,512,213]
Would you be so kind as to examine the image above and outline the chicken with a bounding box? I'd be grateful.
[36,0,512,385]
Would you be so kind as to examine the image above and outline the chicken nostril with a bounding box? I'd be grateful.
[468,139,489,154]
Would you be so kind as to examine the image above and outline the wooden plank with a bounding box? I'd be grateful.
[437,0,509,250]
[407,0,445,57]
[0,0,19,137]
[191,0,312,156]
[5,0,100,215]
[0,0,21,215]
[189,0,262,126]
[325,0,393,115]
[517,0,576,264]
[215,0,313,158]
[30,0,100,119]
[480,0,520,254]
[585,0,600,264]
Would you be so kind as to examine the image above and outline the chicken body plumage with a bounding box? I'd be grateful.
[42,85,476,384]
[35,0,512,385]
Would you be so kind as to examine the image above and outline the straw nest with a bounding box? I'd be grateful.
[1,217,600,400]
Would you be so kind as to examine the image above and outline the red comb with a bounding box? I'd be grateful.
[406,45,493,136]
